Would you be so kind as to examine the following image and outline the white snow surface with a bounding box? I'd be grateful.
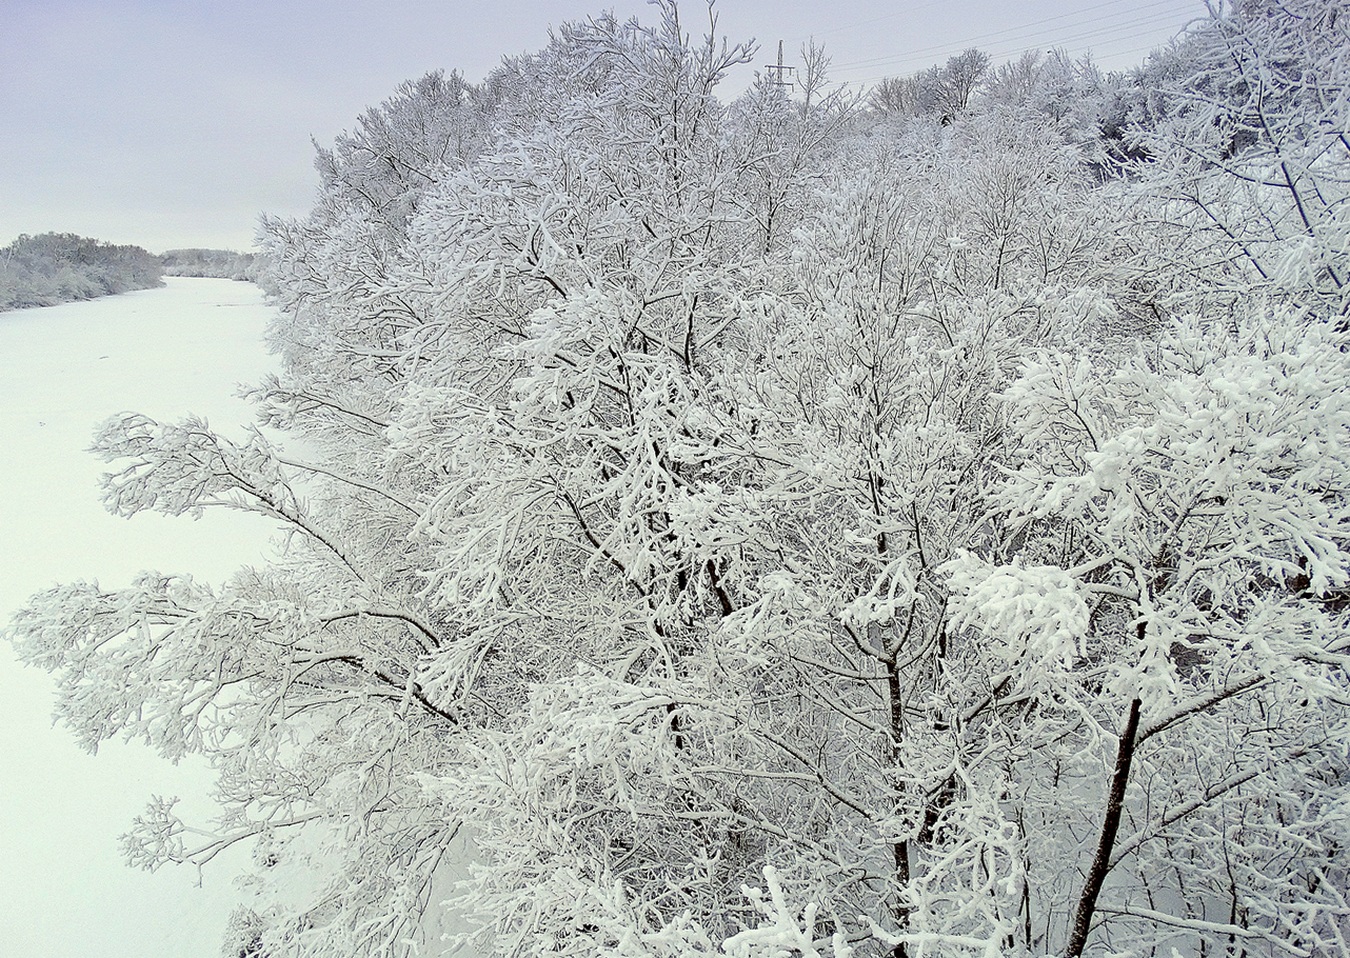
[0,278,281,958]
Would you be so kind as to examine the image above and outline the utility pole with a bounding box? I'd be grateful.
[765,39,795,92]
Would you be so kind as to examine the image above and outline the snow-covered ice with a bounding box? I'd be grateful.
[0,278,280,958]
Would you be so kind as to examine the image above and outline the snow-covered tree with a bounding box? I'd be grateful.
[1124,0,1349,316]
[6,3,1348,958]
[868,49,989,122]
[0,231,163,310]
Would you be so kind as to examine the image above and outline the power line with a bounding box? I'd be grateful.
[829,0,1184,73]
[840,8,1192,82]
[797,0,953,40]
[1087,38,1182,63]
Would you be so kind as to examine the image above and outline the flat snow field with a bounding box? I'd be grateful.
[0,278,281,958]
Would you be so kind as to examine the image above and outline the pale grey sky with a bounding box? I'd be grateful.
[0,0,1204,254]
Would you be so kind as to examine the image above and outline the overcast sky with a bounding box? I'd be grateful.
[0,0,1206,254]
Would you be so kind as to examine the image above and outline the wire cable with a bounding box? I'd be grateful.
[827,0,1174,68]
[839,9,1195,83]
[829,0,1186,73]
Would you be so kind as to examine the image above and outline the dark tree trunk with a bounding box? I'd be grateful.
[887,660,910,958]
[1065,695,1143,957]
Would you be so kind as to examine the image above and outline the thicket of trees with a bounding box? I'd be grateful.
[0,232,163,311]
[0,237,261,313]
[868,48,992,121]
[6,2,1348,956]
[159,248,258,281]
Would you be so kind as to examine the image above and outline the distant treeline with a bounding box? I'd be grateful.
[0,232,163,311]
[158,247,257,281]
[0,235,262,312]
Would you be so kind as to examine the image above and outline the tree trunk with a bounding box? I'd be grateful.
[1065,696,1143,957]
[887,660,910,958]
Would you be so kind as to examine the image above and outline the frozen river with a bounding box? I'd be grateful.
[0,278,282,958]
